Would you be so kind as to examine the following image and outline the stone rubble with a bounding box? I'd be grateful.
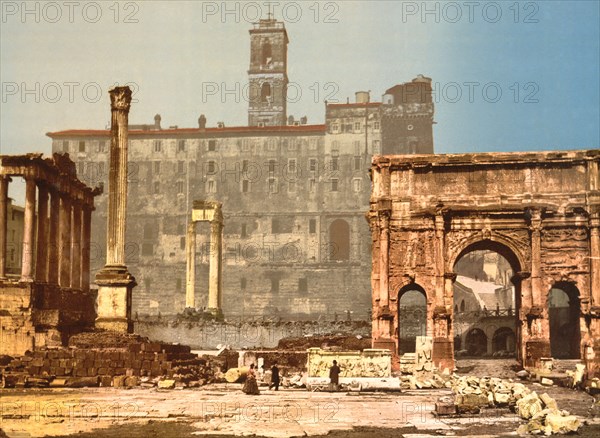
[444,374,581,435]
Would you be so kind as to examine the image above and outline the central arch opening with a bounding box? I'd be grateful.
[398,284,427,354]
[453,242,520,360]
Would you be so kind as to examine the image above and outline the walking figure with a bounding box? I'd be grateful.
[269,362,280,391]
[329,360,341,392]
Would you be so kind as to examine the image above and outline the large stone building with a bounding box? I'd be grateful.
[47,18,434,319]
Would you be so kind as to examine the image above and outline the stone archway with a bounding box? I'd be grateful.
[369,151,600,374]
[549,282,581,359]
[398,284,427,354]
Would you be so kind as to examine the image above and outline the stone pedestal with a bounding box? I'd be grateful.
[95,266,136,332]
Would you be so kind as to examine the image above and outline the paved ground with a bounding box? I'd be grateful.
[1,360,598,437]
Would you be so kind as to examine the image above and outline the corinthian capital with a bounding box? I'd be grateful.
[109,86,132,112]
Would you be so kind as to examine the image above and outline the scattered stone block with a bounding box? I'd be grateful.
[158,379,176,389]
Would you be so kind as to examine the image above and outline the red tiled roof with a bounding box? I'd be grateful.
[327,102,381,108]
[46,124,327,138]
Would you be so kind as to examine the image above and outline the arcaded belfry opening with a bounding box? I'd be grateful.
[453,247,518,359]
[398,285,427,354]
[549,282,581,359]
[186,200,223,319]
[369,150,599,374]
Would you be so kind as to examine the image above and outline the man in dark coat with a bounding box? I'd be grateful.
[329,360,341,391]
[269,362,280,390]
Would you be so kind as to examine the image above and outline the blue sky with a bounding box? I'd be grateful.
[1,0,598,158]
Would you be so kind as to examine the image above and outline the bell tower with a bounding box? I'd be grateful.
[248,15,288,127]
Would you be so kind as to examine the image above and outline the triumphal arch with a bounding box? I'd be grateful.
[369,150,600,375]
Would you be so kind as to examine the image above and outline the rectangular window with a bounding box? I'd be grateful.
[153,181,160,194]
[207,180,216,193]
[332,123,339,133]
[242,180,249,193]
[241,139,250,151]
[309,138,317,150]
[309,219,317,234]
[288,158,297,174]
[354,140,361,155]
[268,177,277,193]
[62,140,69,152]
[78,141,85,152]
[177,161,185,174]
[373,140,381,154]
[98,141,106,153]
[154,161,160,174]
[309,158,317,172]
[270,278,279,293]
[207,160,216,174]
[288,138,297,150]
[154,140,162,152]
[309,178,316,192]
[374,121,380,130]
[267,138,277,151]
[176,181,184,194]
[271,218,280,234]
[176,278,182,291]
[242,160,248,173]
[354,121,361,131]
[180,236,185,250]
[288,180,296,192]
[299,278,308,293]
[354,156,361,171]
[331,178,339,192]
[268,159,276,174]
[178,140,185,152]
[208,139,216,151]
[241,277,247,290]
[331,156,339,171]
[353,178,361,192]
[142,243,153,256]
[241,224,247,238]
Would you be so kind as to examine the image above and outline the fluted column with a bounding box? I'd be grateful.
[95,86,136,333]
[48,189,60,284]
[106,87,132,266]
[58,193,72,287]
[185,222,197,308]
[20,178,36,281]
[35,184,49,282]
[70,201,82,288]
[207,219,223,316]
[378,211,390,305]
[0,176,10,279]
[590,212,600,306]
[81,206,92,292]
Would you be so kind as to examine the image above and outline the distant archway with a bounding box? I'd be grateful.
[398,284,427,355]
[549,282,581,359]
[465,328,488,356]
[492,327,516,354]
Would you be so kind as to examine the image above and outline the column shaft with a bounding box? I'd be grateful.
[207,220,222,311]
[590,214,600,306]
[70,202,82,288]
[378,213,390,305]
[20,178,36,281]
[106,93,131,266]
[58,194,72,287]
[81,207,92,291]
[0,176,10,278]
[48,189,60,284]
[35,184,49,282]
[185,222,196,308]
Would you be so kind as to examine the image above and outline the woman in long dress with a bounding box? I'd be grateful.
[242,363,260,395]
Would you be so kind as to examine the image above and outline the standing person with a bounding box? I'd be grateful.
[329,360,341,392]
[242,363,260,395]
[269,362,280,391]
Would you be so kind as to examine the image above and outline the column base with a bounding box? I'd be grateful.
[207,307,224,321]
[95,265,136,334]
